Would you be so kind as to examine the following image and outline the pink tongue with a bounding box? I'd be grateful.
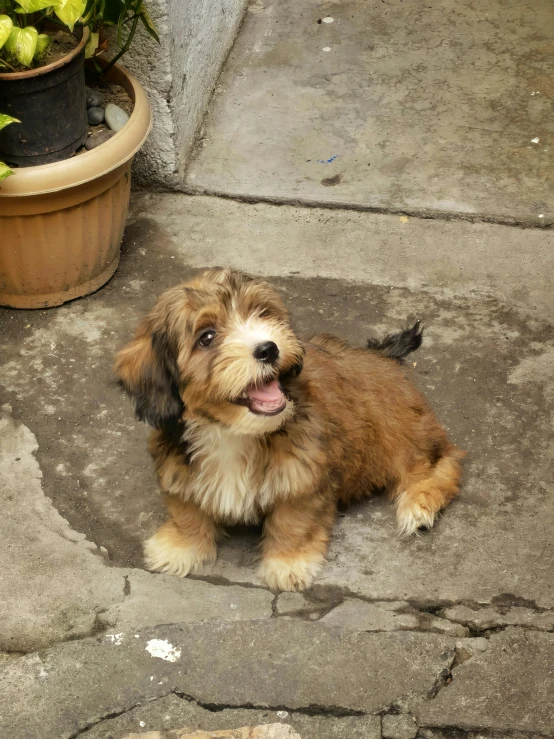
[248,380,283,402]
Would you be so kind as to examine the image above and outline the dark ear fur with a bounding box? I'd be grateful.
[115,328,184,430]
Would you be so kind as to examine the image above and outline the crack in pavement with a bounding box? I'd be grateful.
[61,638,487,737]
[68,689,367,738]
[417,729,554,739]
[8,575,551,655]
[174,693,366,717]
[181,188,554,230]
[67,694,174,738]
[5,548,552,657]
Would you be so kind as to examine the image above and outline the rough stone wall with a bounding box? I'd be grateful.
[120,0,248,188]
[169,0,250,183]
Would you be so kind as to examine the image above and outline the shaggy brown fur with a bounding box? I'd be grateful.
[115,269,464,591]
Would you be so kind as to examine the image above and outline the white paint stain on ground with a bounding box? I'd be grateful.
[322,46,331,52]
[145,638,182,662]
[322,16,334,23]
[106,633,124,645]
[531,137,539,143]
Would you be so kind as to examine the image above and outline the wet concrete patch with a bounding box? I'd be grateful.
[0,214,552,609]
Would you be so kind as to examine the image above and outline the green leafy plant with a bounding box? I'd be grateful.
[0,114,19,180]
[0,0,157,71]
[0,0,85,69]
[0,1,157,176]
[83,0,159,74]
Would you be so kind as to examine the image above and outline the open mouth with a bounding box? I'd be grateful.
[234,379,288,416]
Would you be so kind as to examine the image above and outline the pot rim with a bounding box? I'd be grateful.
[0,26,89,81]
[0,60,152,197]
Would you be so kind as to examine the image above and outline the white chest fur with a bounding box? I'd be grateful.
[184,423,263,522]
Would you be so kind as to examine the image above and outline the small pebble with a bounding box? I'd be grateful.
[85,86,103,108]
[85,129,115,150]
[54,30,72,44]
[105,103,130,132]
[87,106,104,125]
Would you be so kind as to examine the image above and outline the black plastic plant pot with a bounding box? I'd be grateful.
[0,27,88,167]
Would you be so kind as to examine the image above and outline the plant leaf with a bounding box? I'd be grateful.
[0,14,13,51]
[4,26,17,53]
[84,29,98,58]
[15,0,56,12]
[101,0,125,26]
[35,32,51,57]
[0,114,21,131]
[139,6,159,43]
[5,26,38,67]
[0,161,14,182]
[54,0,86,31]
[81,0,100,24]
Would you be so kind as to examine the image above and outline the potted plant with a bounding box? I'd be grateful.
[0,0,157,308]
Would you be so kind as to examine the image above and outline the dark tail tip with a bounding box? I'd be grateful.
[367,321,423,362]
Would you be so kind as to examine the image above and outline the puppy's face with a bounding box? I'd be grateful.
[116,269,304,436]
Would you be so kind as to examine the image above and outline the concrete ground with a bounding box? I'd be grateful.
[1,196,553,738]
[1,1,554,737]
[186,0,554,225]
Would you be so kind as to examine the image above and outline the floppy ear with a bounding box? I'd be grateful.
[115,326,184,430]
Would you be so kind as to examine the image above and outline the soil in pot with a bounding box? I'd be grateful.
[6,29,79,72]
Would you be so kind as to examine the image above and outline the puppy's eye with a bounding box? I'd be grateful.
[198,329,216,347]
[259,309,271,318]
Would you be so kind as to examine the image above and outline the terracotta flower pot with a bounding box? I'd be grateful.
[0,63,151,309]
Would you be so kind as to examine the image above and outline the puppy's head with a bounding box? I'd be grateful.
[115,269,304,436]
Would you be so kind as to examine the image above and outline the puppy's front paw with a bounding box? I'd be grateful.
[395,491,437,535]
[144,521,217,577]
[258,554,323,592]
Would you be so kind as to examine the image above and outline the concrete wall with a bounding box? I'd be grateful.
[120,0,249,188]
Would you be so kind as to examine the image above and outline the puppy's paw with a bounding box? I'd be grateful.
[258,554,323,592]
[144,522,217,577]
[395,491,437,536]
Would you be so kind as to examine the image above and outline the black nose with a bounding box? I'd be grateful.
[253,341,279,364]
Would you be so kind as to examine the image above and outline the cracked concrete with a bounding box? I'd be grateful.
[320,599,469,637]
[78,695,382,739]
[441,603,554,633]
[0,186,553,735]
[417,628,554,735]
[96,571,273,633]
[0,409,123,652]
[0,620,459,737]
[0,408,272,653]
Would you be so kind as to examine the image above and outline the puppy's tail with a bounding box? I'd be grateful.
[367,321,423,363]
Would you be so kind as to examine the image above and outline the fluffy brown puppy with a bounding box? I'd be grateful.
[115,268,463,591]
